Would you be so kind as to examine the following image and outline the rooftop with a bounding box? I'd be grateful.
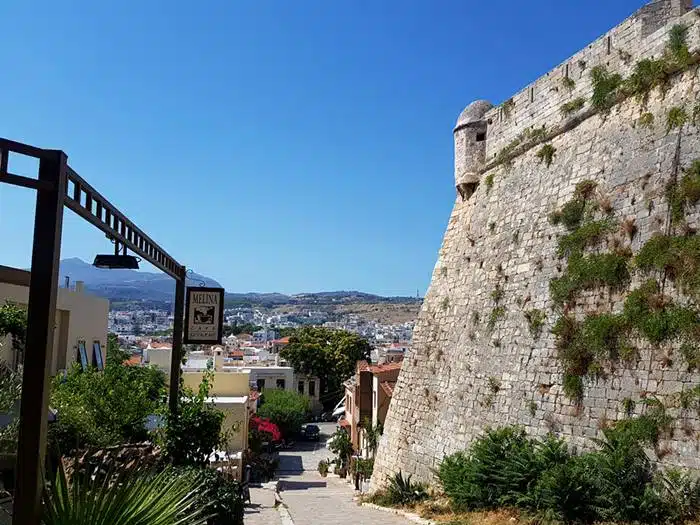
[380,381,395,397]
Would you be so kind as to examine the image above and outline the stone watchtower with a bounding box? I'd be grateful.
[454,100,493,200]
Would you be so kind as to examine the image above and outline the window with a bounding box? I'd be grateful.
[298,380,304,394]
[256,378,265,391]
[276,378,286,390]
[476,132,486,142]
[93,341,104,371]
[77,341,89,371]
[308,380,316,397]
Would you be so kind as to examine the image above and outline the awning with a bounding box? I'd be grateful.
[332,406,345,417]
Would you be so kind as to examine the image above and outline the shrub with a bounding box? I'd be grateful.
[378,471,428,507]
[50,357,166,453]
[194,467,244,525]
[0,362,21,453]
[484,173,495,192]
[636,235,700,297]
[355,457,374,480]
[658,468,700,524]
[622,279,699,344]
[438,427,540,510]
[43,462,211,525]
[562,76,576,91]
[562,373,584,401]
[318,459,330,477]
[159,368,225,467]
[591,425,666,524]
[437,425,700,524]
[590,65,622,112]
[256,389,310,439]
[521,455,598,523]
[328,429,353,469]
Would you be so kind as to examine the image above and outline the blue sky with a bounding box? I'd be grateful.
[0,0,646,295]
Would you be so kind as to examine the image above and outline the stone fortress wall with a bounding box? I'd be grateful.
[372,0,700,489]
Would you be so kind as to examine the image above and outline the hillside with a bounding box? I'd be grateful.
[59,258,422,313]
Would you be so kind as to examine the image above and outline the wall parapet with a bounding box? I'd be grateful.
[481,1,698,163]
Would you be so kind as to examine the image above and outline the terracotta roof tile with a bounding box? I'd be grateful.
[123,355,142,366]
[357,360,370,372]
[380,381,395,397]
[368,362,402,374]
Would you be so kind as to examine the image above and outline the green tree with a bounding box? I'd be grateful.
[223,323,262,337]
[280,327,371,407]
[0,362,21,452]
[361,417,383,459]
[50,338,166,452]
[159,366,225,467]
[0,301,27,366]
[256,389,310,439]
[328,429,353,470]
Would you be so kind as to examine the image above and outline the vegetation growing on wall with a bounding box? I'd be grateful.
[536,143,557,167]
[590,65,623,112]
[549,131,700,401]
[667,106,689,133]
[560,97,586,116]
[561,76,576,91]
[524,309,546,340]
[484,172,495,192]
[639,112,655,128]
[489,25,696,172]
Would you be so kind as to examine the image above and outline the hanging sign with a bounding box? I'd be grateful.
[184,287,225,344]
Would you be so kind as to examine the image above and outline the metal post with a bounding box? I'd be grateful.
[169,270,186,413]
[14,150,67,525]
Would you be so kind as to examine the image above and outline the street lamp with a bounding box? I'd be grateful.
[92,253,140,269]
[93,238,140,269]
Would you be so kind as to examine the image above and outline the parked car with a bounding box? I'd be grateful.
[320,411,340,422]
[301,424,320,441]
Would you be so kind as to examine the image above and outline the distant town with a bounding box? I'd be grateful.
[109,303,416,364]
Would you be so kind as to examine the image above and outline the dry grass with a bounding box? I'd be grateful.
[378,498,700,525]
[415,500,528,524]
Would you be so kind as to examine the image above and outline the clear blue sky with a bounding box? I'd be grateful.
[0,0,646,296]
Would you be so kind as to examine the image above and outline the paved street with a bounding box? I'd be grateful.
[245,422,412,524]
[276,422,412,525]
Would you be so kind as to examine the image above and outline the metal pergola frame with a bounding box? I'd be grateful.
[0,136,187,524]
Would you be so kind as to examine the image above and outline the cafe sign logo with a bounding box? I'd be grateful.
[184,287,225,345]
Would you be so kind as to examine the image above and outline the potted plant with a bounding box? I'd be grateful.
[318,459,329,477]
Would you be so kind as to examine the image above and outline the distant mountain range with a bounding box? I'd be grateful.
[59,258,221,303]
[59,258,420,307]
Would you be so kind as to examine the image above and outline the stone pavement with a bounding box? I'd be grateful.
[244,422,413,524]
[278,472,412,525]
[244,483,281,525]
